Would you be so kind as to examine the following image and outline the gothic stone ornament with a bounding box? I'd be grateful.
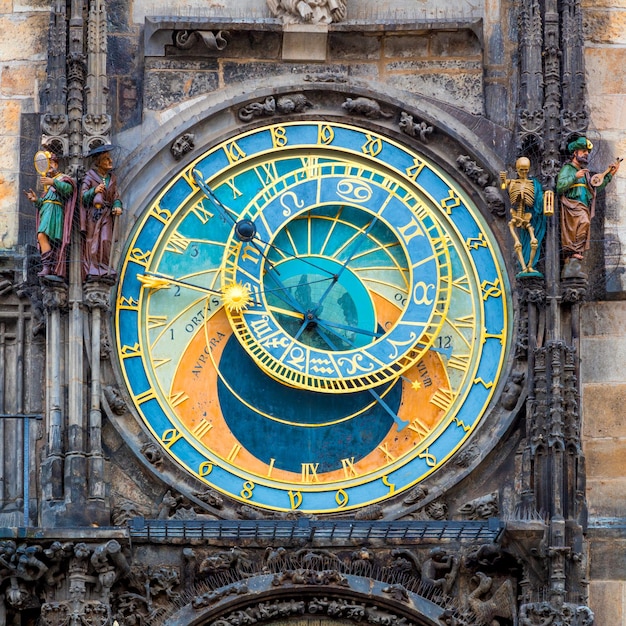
[115,121,510,514]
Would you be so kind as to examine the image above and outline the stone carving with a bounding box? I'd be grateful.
[454,444,479,468]
[304,72,348,82]
[194,489,225,509]
[402,485,428,506]
[15,282,46,336]
[399,111,434,142]
[192,582,250,609]
[141,441,164,466]
[111,500,144,526]
[117,565,180,624]
[103,384,127,414]
[390,548,421,578]
[267,0,347,25]
[174,29,230,51]
[468,572,516,625]
[458,492,499,520]
[272,568,349,587]
[501,370,526,410]
[484,185,506,217]
[199,547,251,575]
[519,601,594,626]
[425,500,449,521]
[354,504,383,520]
[421,548,459,595]
[382,583,410,602]
[457,155,491,187]
[342,97,393,119]
[238,94,312,122]
[170,132,195,161]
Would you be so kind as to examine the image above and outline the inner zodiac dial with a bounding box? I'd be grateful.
[116,122,509,513]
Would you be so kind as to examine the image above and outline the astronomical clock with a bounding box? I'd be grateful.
[115,121,510,514]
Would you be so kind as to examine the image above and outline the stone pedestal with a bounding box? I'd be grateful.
[282,23,328,62]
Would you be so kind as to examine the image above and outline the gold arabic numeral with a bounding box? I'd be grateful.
[134,388,157,404]
[406,157,426,180]
[288,490,303,509]
[189,199,215,224]
[199,461,213,477]
[466,233,487,249]
[341,457,359,479]
[222,177,243,199]
[191,419,213,441]
[481,278,502,301]
[165,231,190,254]
[440,189,461,215]
[474,377,494,389]
[418,448,437,467]
[317,123,335,145]
[227,444,242,462]
[452,417,471,433]
[161,428,184,449]
[270,125,288,148]
[147,315,168,330]
[240,481,255,500]
[335,489,349,508]
[149,204,172,225]
[118,296,139,310]
[129,248,152,268]
[378,443,395,463]
[447,353,471,372]
[301,462,321,483]
[362,134,383,157]
[255,161,280,186]
[382,475,396,494]
[407,417,430,442]
[396,217,424,245]
[121,343,142,359]
[430,387,455,412]
[483,328,505,344]
[224,140,246,163]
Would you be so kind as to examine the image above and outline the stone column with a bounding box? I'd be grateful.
[84,280,112,524]
[40,282,68,506]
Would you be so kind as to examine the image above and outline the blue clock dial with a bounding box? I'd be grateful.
[115,121,510,513]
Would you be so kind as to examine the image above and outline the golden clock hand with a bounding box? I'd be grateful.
[313,323,408,431]
[267,304,305,320]
[139,272,224,296]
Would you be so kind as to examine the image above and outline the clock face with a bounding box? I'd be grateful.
[115,121,510,513]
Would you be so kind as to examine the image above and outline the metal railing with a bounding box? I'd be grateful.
[129,517,504,543]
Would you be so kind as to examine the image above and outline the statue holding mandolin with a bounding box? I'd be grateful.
[556,136,621,269]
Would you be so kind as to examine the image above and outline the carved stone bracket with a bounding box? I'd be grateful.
[41,281,68,311]
[399,111,434,143]
[173,29,230,51]
[83,281,112,310]
[519,601,593,626]
[560,275,588,303]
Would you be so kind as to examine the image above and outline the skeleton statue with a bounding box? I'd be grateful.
[500,157,552,274]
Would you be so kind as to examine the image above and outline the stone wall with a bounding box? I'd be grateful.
[582,301,626,625]
[0,2,48,250]
[583,0,626,296]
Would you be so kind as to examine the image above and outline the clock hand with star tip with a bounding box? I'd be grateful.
[311,319,409,431]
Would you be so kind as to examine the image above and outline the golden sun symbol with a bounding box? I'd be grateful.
[223,283,252,312]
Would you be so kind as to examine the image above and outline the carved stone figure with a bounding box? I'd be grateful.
[267,0,347,25]
[80,145,123,280]
[421,548,460,594]
[24,151,77,278]
[458,492,499,520]
[557,136,620,270]
[468,572,516,625]
[500,157,549,274]
[342,97,393,119]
